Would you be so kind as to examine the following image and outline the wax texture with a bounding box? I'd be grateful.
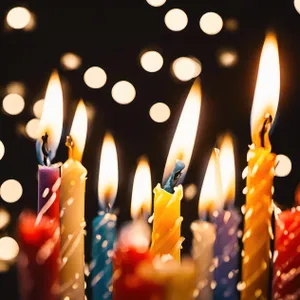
[91,212,116,300]
[60,158,87,299]
[241,147,276,300]
[212,209,241,300]
[38,165,61,224]
[191,220,216,300]
[17,212,60,300]
[150,184,183,262]
[273,208,300,299]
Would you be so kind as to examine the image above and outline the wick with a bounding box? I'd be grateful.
[66,135,74,159]
[163,160,185,193]
[42,133,51,166]
[259,114,273,148]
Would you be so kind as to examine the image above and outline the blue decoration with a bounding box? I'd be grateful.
[163,160,185,193]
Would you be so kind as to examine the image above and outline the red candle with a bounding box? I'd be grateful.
[17,211,60,300]
[273,190,300,300]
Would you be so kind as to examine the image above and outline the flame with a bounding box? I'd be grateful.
[219,133,236,206]
[37,71,63,163]
[69,100,88,162]
[131,157,152,220]
[250,32,280,147]
[162,79,201,183]
[198,149,223,219]
[98,133,118,210]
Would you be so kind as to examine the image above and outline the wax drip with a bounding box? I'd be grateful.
[259,114,273,149]
[41,133,51,166]
[163,160,185,193]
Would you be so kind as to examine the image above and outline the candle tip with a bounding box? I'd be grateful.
[163,160,185,193]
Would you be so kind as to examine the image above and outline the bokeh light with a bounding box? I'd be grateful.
[172,57,202,81]
[275,154,292,177]
[0,237,19,261]
[225,18,239,31]
[0,179,23,203]
[164,9,188,32]
[200,12,223,35]
[0,209,10,230]
[149,102,170,123]
[25,118,40,139]
[140,51,164,73]
[0,141,5,161]
[184,183,198,200]
[112,81,136,104]
[84,66,107,89]
[6,7,32,30]
[33,99,44,118]
[294,0,300,14]
[146,0,166,7]
[24,13,36,31]
[218,49,238,67]
[61,53,82,70]
[2,94,25,115]
[6,82,25,97]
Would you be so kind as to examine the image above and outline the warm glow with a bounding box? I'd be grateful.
[98,133,119,210]
[218,50,238,67]
[149,102,171,123]
[198,149,223,218]
[37,71,63,161]
[2,94,25,115]
[6,7,31,30]
[200,12,223,35]
[172,57,202,82]
[163,80,201,183]
[0,237,19,261]
[219,134,236,205]
[0,209,10,230]
[0,179,23,203]
[84,66,107,89]
[33,99,44,118]
[0,141,5,160]
[6,82,25,97]
[251,32,280,146]
[164,9,188,32]
[275,154,292,177]
[69,100,88,162]
[184,183,198,200]
[140,51,164,73]
[294,0,300,14]
[26,118,40,139]
[146,0,166,7]
[61,53,82,70]
[131,157,152,220]
[225,18,239,32]
[112,81,136,105]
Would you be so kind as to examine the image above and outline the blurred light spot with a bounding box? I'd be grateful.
[0,237,19,261]
[6,7,31,30]
[146,0,166,7]
[184,184,198,200]
[0,209,10,230]
[24,13,36,31]
[295,0,300,14]
[0,141,5,160]
[6,82,25,97]
[172,57,202,81]
[0,261,9,273]
[26,118,40,139]
[275,154,292,177]
[140,51,164,73]
[61,53,82,71]
[112,81,136,105]
[164,9,188,32]
[0,179,23,203]
[149,102,170,123]
[84,66,107,89]
[2,94,25,115]
[225,18,239,31]
[33,99,44,118]
[218,49,238,67]
[200,12,223,35]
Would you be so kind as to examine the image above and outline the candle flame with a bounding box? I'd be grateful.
[251,32,280,147]
[36,71,63,163]
[69,100,88,162]
[163,79,201,184]
[98,133,118,211]
[219,133,236,206]
[131,157,152,220]
[198,148,223,219]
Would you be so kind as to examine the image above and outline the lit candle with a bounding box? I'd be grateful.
[191,149,221,300]
[150,79,201,262]
[212,134,241,299]
[241,32,280,300]
[272,186,300,299]
[60,100,88,299]
[36,71,63,224]
[90,133,118,300]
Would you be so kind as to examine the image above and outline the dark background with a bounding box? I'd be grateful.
[0,0,299,299]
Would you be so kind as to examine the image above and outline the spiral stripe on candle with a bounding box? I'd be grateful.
[241,148,276,300]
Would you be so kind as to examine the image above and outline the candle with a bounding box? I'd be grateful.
[272,188,300,299]
[192,149,221,300]
[36,71,63,224]
[150,79,202,262]
[90,133,118,300]
[212,134,241,299]
[241,32,280,300]
[60,100,88,299]
[18,211,60,300]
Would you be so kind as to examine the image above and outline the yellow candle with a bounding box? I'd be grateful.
[60,100,88,299]
[150,79,202,262]
[241,32,280,300]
